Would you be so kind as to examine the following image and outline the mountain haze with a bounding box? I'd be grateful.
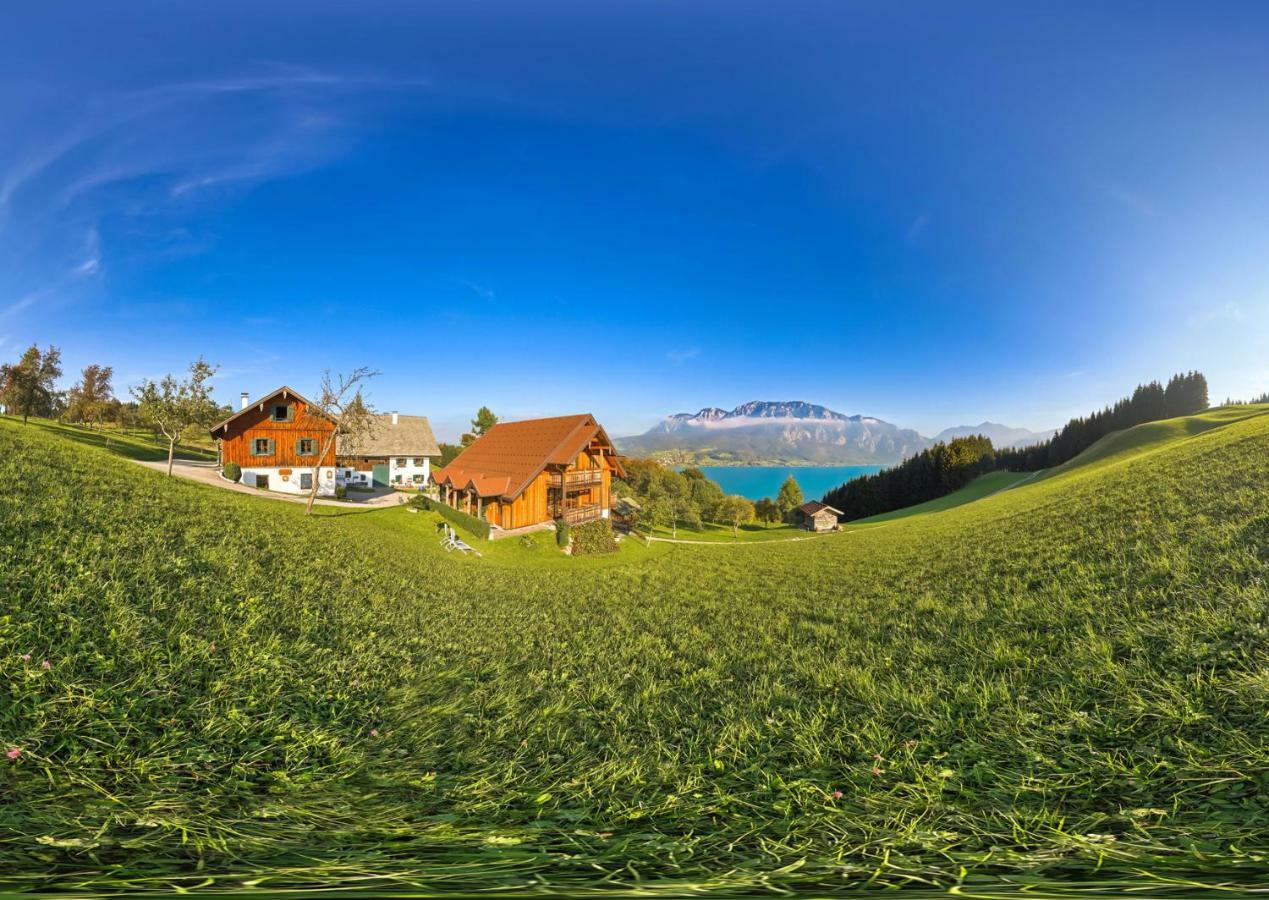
[619,402,1057,466]
[933,422,1055,449]
[617,401,927,465]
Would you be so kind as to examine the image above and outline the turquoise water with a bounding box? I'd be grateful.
[695,465,884,501]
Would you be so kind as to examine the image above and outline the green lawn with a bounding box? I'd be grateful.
[1,405,1267,893]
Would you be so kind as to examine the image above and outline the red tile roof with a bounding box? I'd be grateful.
[433,414,624,499]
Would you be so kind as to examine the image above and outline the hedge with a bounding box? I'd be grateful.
[570,518,618,555]
[411,495,491,540]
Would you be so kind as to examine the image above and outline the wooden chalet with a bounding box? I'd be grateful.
[210,387,338,493]
[432,414,626,531]
[795,500,843,532]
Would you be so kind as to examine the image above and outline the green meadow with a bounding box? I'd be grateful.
[1,406,1267,894]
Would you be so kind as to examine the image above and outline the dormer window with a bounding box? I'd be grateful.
[271,404,292,422]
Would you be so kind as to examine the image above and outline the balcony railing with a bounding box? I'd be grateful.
[556,504,602,525]
[547,468,603,489]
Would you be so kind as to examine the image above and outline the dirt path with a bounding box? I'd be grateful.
[643,526,883,546]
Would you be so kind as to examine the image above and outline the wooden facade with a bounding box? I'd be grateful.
[211,388,336,469]
[432,414,625,532]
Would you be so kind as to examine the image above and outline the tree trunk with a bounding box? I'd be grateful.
[305,432,338,516]
[167,437,176,476]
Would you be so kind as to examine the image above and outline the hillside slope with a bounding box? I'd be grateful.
[2,410,1267,893]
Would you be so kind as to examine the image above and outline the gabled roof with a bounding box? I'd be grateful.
[433,413,626,500]
[337,414,440,457]
[209,386,331,438]
[797,500,842,517]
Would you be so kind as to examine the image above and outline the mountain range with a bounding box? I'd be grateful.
[616,401,1053,466]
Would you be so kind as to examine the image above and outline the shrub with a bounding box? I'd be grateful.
[223,462,241,483]
[424,497,490,540]
[570,518,618,555]
[334,485,347,500]
[554,519,571,548]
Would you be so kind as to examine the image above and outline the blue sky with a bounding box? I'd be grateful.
[2,2,1267,440]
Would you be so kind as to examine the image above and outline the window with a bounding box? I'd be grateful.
[300,473,313,490]
[413,458,424,466]
[296,438,315,456]
[396,458,407,467]
[412,473,424,484]
[251,437,273,456]
[271,404,292,422]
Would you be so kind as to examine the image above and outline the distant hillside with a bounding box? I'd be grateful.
[617,401,928,465]
[933,421,1055,449]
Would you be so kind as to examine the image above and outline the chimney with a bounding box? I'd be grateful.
[391,411,399,425]
[240,392,249,411]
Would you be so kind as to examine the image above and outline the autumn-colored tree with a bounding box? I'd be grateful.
[66,364,114,431]
[0,344,63,423]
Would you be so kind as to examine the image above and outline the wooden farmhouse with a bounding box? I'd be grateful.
[795,500,843,532]
[336,413,440,488]
[210,387,339,494]
[210,387,438,496]
[432,414,625,532]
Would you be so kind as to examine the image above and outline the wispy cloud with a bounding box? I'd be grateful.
[1186,301,1246,327]
[666,347,699,364]
[905,212,932,244]
[452,277,496,300]
[1095,181,1158,220]
[0,65,430,326]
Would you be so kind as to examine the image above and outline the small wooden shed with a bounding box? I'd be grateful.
[795,500,842,532]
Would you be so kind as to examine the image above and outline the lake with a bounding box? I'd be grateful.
[695,465,885,501]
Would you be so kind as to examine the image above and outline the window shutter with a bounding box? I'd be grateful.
[267,438,276,456]
[296,438,304,456]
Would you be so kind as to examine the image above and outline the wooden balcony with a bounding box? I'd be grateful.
[556,504,602,525]
[547,468,603,489]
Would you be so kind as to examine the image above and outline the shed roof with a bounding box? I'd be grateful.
[797,500,843,517]
[433,413,625,500]
[337,414,440,457]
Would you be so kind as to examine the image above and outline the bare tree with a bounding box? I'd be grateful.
[131,358,220,476]
[303,367,379,516]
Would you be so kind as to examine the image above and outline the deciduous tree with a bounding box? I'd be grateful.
[776,475,803,522]
[303,367,379,516]
[0,344,63,423]
[131,358,220,477]
[66,364,114,431]
[717,494,755,536]
[753,497,780,527]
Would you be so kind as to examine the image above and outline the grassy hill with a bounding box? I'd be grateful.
[2,406,1267,893]
[853,469,1033,523]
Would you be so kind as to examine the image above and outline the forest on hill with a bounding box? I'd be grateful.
[824,371,1211,520]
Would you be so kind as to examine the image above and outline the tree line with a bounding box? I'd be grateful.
[823,370,1212,521]
[994,371,1208,471]
[822,435,995,521]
